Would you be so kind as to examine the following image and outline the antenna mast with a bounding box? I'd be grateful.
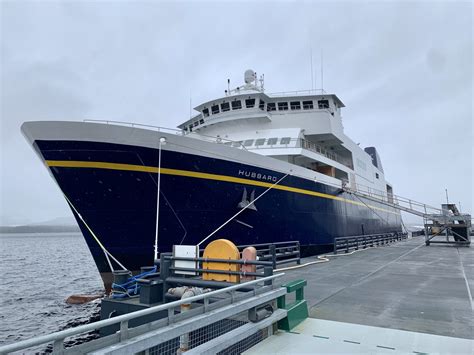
[310,49,314,91]
[320,49,324,92]
[189,92,192,119]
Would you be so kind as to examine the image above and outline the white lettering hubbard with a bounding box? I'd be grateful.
[238,170,277,182]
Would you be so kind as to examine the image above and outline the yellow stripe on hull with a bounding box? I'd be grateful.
[45,160,398,215]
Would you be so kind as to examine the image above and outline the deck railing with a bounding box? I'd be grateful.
[0,274,283,354]
[333,232,408,254]
[83,119,248,150]
[246,138,352,169]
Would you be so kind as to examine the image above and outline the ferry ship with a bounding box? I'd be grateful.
[22,70,402,288]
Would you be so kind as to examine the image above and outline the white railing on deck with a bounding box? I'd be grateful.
[267,88,327,97]
[246,138,352,169]
[83,119,248,150]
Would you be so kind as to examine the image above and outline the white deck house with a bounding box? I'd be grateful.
[178,70,393,198]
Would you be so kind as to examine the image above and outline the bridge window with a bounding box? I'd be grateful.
[280,137,291,145]
[211,105,220,114]
[278,102,289,111]
[202,108,209,117]
[199,119,204,124]
[318,99,329,109]
[193,121,199,127]
[232,141,243,147]
[259,99,265,110]
[302,100,313,109]
[267,103,276,111]
[255,138,266,146]
[375,173,379,179]
[244,139,254,147]
[232,100,242,110]
[267,137,278,145]
[221,102,230,112]
[245,98,256,108]
[290,101,301,110]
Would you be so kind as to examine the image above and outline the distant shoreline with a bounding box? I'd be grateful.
[0,225,81,234]
[0,232,82,238]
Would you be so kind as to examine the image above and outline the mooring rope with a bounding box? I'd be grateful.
[154,137,166,262]
[197,172,290,247]
[63,194,128,272]
[111,266,157,299]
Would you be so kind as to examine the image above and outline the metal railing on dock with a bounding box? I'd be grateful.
[0,275,285,355]
[237,241,301,269]
[161,252,275,281]
[333,232,407,254]
[197,241,301,270]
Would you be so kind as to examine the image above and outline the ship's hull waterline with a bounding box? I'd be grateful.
[22,121,402,288]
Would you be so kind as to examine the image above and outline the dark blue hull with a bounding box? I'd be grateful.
[34,140,402,282]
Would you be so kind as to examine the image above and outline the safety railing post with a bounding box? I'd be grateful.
[52,339,64,355]
[119,320,129,341]
[296,241,301,264]
[264,266,273,286]
[167,308,174,325]
[269,244,277,269]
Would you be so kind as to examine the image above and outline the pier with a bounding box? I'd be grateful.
[249,236,474,353]
[280,236,473,338]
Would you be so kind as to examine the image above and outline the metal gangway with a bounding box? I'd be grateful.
[343,185,471,247]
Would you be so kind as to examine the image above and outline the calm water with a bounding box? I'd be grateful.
[0,233,104,351]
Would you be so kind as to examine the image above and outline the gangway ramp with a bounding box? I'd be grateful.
[343,186,471,246]
[343,186,442,218]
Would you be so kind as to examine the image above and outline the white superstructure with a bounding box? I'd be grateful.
[178,70,393,198]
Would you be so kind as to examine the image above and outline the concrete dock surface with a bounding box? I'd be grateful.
[277,236,473,340]
[245,318,473,354]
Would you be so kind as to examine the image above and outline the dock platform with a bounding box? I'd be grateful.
[1,236,472,354]
[246,236,473,353]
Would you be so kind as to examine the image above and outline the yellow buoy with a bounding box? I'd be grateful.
[202,239,240,283]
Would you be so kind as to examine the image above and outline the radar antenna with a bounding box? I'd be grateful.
[244,69,256,85]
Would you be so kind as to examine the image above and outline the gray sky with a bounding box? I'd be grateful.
[1,1,472,225]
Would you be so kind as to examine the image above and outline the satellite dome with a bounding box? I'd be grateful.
[244,69,255,84]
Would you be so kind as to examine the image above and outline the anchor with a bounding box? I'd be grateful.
[237,188,257,211]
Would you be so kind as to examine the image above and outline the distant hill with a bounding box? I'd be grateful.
[0,216,80,233]
[30,216,77,226]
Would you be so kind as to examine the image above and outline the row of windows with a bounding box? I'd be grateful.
[186,98,332,131]
[223,137,292,148]
[203,98,260,117]
[203,98,330,116]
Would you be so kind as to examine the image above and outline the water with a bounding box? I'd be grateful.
[0,233,104,351]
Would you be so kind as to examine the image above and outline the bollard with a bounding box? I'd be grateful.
[112,270,131,293]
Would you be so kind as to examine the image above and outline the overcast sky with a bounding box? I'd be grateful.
[0,1,472,225]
